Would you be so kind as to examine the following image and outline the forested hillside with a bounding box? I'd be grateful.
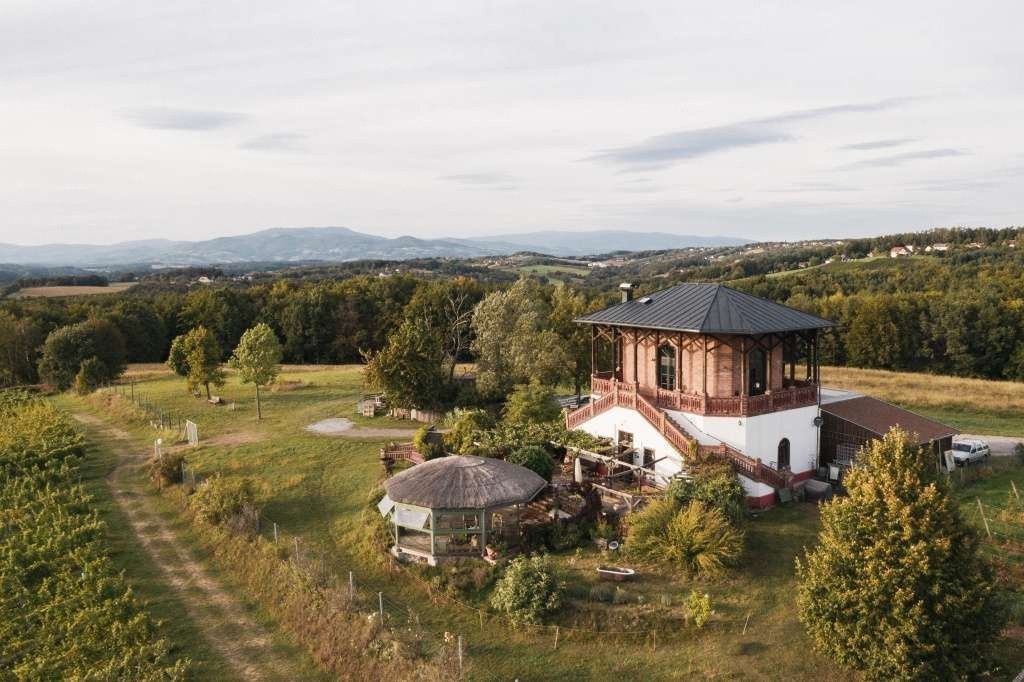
[2,227,1024,388]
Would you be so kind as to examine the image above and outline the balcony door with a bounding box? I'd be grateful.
[657,345,676,391]
[748,347,767,396]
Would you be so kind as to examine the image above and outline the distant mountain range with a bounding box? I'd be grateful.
[0,227,749,267]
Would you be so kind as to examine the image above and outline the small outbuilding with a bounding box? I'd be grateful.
[378,456,547,565]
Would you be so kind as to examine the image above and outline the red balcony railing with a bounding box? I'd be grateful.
[588,375,817,418]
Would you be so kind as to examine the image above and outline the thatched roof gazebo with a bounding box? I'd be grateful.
[378,456,547,565]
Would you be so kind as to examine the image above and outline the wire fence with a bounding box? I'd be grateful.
[100,381,191,433]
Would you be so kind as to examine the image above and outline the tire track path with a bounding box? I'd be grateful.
[73,412,294,682]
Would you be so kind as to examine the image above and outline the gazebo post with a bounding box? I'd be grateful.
[480,509,487,555]
[429,509,436,557]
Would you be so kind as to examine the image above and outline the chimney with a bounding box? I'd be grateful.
[619,282,634,303]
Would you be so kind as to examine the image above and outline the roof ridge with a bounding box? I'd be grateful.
[696,283,722,332]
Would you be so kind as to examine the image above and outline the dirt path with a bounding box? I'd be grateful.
[73,412,295,682]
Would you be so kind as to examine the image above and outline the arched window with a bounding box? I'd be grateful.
[657,345,676,390]
[748,347,767,396]
[777,438,790,470]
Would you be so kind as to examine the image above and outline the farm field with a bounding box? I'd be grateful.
[8,281,136,298]
[822,366,1024,437]
[59,363,1024,680]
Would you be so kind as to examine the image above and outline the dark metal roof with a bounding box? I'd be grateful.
[384,456,547,509]
[576,283,836,334]
[821,396,958,443]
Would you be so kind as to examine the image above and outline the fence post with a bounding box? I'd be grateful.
[294,537,300,562]
[553,626,559,650]
[181,461,186,485]
[1012,480,1021,503]
[976,498,992,539]
[378,592,384,624]
[273,522,279,544]
[349,571,354,601]
[458,634,464,675]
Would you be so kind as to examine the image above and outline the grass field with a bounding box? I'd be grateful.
[9,281,136,298]
[63,364,1024,679]
[513,264,590,284]
[822,366,1024,436]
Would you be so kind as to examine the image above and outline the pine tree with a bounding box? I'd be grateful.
[795,428,1005,680]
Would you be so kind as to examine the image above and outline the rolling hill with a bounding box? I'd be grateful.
[0,227,748,267]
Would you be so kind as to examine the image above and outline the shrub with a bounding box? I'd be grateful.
[189,475,259,533]
[796,428,1006,681]
[627,498,742,578]
[1015,442,1024,465]
[662,501,742,578]
[624,497,679,561]
[668,473,746,525]
[412,425,446,460]
[443,408,495,454]
[73,357,106,395]
[687,591,713,629]
[149,451,186,487]
[506,445,554,480]
[502,381,561,427]
[489,555,563,626]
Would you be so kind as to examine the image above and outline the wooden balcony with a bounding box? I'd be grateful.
[589,374,818,418]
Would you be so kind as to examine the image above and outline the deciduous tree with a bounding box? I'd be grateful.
[166,326,225,400]
[229,323,283,420]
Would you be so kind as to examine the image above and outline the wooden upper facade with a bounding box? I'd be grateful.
[578,283,834,418]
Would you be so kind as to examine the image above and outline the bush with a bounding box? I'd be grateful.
[1015,442,1024,465]
[687,591,713,629]
[627,498,742,578]
[489,555,563,626]
[412,425,446,460]
[189,475,259,533]
[506,445,554,480]
[502,381,561,427]
[73,357,106,395]
[668,473,746,525]
[149,451,186,487]
[443,408,495,454]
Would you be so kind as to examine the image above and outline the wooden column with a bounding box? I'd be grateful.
[654,330,660,389]
[702,335,708,396]
[590,325,596,377]
[676,333,683,392]
[632,329,639,385]
[612,327,619,378]
[740,337,748,397]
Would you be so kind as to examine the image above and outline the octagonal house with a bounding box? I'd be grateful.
[378,456,547,565]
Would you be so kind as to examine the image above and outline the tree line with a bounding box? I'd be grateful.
[4,233,1024,391]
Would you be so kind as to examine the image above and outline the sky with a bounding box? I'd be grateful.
[2,0,1023,246]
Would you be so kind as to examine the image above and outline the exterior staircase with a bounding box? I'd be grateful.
[565,382,792,490]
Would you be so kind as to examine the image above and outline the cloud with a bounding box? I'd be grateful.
[589,97,913,170]
[767,181,860,193]
[837,148,967,169]
[441,172,518,190]
[839,138,915,151]
[909,179,999,191]
[124,107,247,131]
[240,132,306,151]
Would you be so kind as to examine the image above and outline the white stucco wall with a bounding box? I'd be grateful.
[577,405,685,479]
[737,474,775,499]
[679,404,820,474]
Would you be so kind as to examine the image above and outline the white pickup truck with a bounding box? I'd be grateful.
[951,438,991,466]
